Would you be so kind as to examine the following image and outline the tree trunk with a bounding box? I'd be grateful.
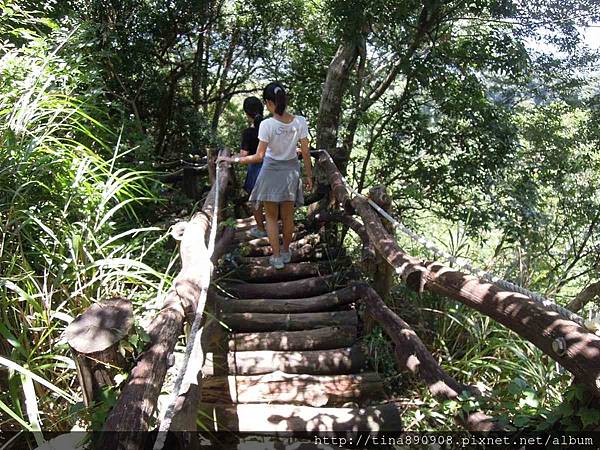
[155,69,184,156]
[315,42,361,152]
[567,281,600,312]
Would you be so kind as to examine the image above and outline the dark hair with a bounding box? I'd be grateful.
[263,82,287,115]
[243,96,263,128]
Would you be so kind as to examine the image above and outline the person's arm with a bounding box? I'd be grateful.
[218,142,265,164]
[299,137,313,191]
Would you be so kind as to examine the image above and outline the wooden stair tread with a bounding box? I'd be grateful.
[220,310,357,332]
[240,233,321,257]
[223,274,348,299]
[215,286,361,314]
[198,402,403,432]
[234,261,332,283]
[236,245,344,266]
[200,220,393,432]
[202,346,367,376]
[201,372,385,407]
[229,325,357,352]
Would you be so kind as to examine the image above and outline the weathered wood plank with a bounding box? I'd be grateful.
[202,346,367,376]
[234,261,335,283]
[220,310,357,332]
[235,244,344,265]
[235,224,306,243]
[201,372,384,407]
[229,325,357,352]
[222,274,348,299]
[240,233,321,257]
[198,402,403,432]
[215,285,361,314]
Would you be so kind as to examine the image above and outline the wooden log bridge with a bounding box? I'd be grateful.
[88,148,600,449]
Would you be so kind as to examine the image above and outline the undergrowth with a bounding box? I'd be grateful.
[0,9,178,433]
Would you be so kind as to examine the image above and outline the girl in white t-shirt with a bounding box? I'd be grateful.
[218,82,313,269]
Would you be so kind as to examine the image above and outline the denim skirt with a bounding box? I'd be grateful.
[243,162,262,194]
[249,156,304,207]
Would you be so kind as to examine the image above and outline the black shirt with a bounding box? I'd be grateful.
[241,127,259,155]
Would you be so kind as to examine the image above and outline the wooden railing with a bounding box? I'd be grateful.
[315,149,600,400]
[95,150,231,450]
[80,146,600,446]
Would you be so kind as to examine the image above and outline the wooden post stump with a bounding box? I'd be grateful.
[65,298,133,406]
[366,185,395,334]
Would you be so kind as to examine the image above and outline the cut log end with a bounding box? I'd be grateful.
[65,297,133,354]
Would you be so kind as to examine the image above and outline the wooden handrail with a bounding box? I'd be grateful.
[357,284,502,431]
[97,150,231,450]
[316,150,600,398]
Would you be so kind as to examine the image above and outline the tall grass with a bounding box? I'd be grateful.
[1,9,175,434]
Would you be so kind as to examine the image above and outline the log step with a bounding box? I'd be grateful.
[236,245,345,266]
[240,233,320,257]
[229,325,357,352]
[198,402,403,432]
[223,274,348,299]
[234,261,332,283]
[220,310,357,332]
[215,286,361,314]
[201,372,385,407]
[202,346,367,376]
[234,223,307,242]
[232,216,257,231]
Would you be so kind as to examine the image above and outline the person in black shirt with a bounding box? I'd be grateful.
[240,96,266,237]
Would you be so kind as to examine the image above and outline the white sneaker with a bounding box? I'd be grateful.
[249,227,267,239]
[269,255,284,270]
[280,251,291,264]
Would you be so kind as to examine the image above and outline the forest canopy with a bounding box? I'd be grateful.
[1,0,600,438]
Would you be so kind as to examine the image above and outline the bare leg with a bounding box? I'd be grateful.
[263,201,280,256]
[280,201,295,253]
[253,204,265,231]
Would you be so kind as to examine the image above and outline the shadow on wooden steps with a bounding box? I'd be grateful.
[221,273,356,299]
[220,310,358,332]
[198,402,404,433]
[214,285,361,314]
[201,371,385,407]
[198,216,402,442]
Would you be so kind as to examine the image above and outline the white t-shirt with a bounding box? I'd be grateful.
[257,115,309,161]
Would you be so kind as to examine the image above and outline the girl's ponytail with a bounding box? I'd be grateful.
[263,82,287,115]
[243,96,263,128]
[253,113,263,129]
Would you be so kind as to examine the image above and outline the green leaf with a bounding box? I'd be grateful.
[579,407,600,428]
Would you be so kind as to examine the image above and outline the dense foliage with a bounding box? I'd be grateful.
[1,0,599,436]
